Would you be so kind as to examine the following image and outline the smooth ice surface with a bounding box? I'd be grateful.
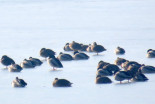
[0,0,155,104]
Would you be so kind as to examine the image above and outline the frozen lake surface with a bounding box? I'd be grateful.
[0,0,155,104]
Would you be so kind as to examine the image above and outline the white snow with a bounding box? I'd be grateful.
[0,0,155,104]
